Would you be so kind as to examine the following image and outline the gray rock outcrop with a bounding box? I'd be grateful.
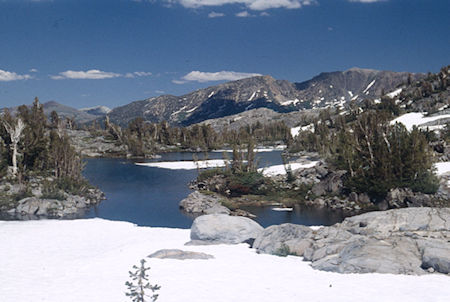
[254,208,450,275]
[311,170,347,196]
[3,188,104,219]
[189,214,263,244]
[253,224,313,255]
[148,249,214,260]
[180,191,230,215]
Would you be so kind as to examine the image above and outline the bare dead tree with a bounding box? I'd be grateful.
[2,118,25,178]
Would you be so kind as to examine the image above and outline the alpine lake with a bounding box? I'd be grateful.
[82,150,345,228]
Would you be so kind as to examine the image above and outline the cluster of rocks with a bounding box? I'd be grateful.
[278,160,449,213]
[179,191,255,218]
[3,189,104,219]
[189,175,228,194]
[0,178,105,219]
[186,208,450,275]
[180,191,230,216]
[379,187,449,210]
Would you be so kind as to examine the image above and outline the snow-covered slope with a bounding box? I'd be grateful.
[390,112,450,131]
[1,219,449,302]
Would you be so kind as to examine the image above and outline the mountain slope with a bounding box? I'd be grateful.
[4,101,100,124]
[42,101,99,124]
[108,68,423,127]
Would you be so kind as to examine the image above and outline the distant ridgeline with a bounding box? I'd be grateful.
[106,67,422,127]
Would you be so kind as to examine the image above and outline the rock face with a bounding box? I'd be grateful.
[190,214,263,244]
[2,189,104,219]
[254,208,450,275]
[253,224,313,255]
[311,170,347,196]
[148,249,214,260]
[179,191,230,215]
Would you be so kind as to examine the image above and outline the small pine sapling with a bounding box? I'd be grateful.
[125,259,160,302]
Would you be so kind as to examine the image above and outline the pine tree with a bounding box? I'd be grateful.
[125,259,160,302]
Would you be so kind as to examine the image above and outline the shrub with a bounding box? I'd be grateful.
[197,168,227,182]
[227,171,266,197]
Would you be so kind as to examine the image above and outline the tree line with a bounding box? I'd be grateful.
[89,117,292,157]
[0,98,84,186]
[288,101,440,200]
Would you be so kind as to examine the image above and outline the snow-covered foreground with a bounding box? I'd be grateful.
[259,161,319,176]
[390,112,450,131]
[1,219,448,302]
[136,159,227,170]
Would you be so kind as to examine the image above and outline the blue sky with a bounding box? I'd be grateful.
[0,0,449,109]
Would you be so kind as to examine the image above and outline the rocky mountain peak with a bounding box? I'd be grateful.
[107,68,423,127]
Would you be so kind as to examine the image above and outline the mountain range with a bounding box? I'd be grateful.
[107,67,421,126]
[3,67,423,127]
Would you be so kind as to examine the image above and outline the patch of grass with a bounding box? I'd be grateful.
[219,199,238,211]
[273,243,295,257]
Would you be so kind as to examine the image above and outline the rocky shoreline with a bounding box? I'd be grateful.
[0,179,105,220]
[189,157,450,215]
[186,208,450,275]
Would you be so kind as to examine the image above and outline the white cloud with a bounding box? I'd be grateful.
[165,0,315,11]
[0,69,32,82]
[51,69,152,80]
[125,71,153,78]
[172,79,187,84]
[208,11,225,18]
[176,70,262,83]
[236,10,252,17]
[51,69,121,80]
[29,68,38,73]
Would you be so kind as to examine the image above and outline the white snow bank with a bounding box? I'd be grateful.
[291,124,314,137]
[280,99,300,106]
[260,161,318,176]
[386,88,402,98]
[1,219,449,302]
[211,146,286,153]
[271,207,293,212]
[136,159,226,170]
[435,162,450,175]
[363,80,376,94]
[390,112,450,131]
[290,126,301,138]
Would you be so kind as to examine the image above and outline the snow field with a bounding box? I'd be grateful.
[259,161,319,176]
[136,159,227,170]
[390,112,450,131]
[0,219,449,302]
[435,162,450,175]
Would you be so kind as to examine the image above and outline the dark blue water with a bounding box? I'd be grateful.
[83,151,344,228]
